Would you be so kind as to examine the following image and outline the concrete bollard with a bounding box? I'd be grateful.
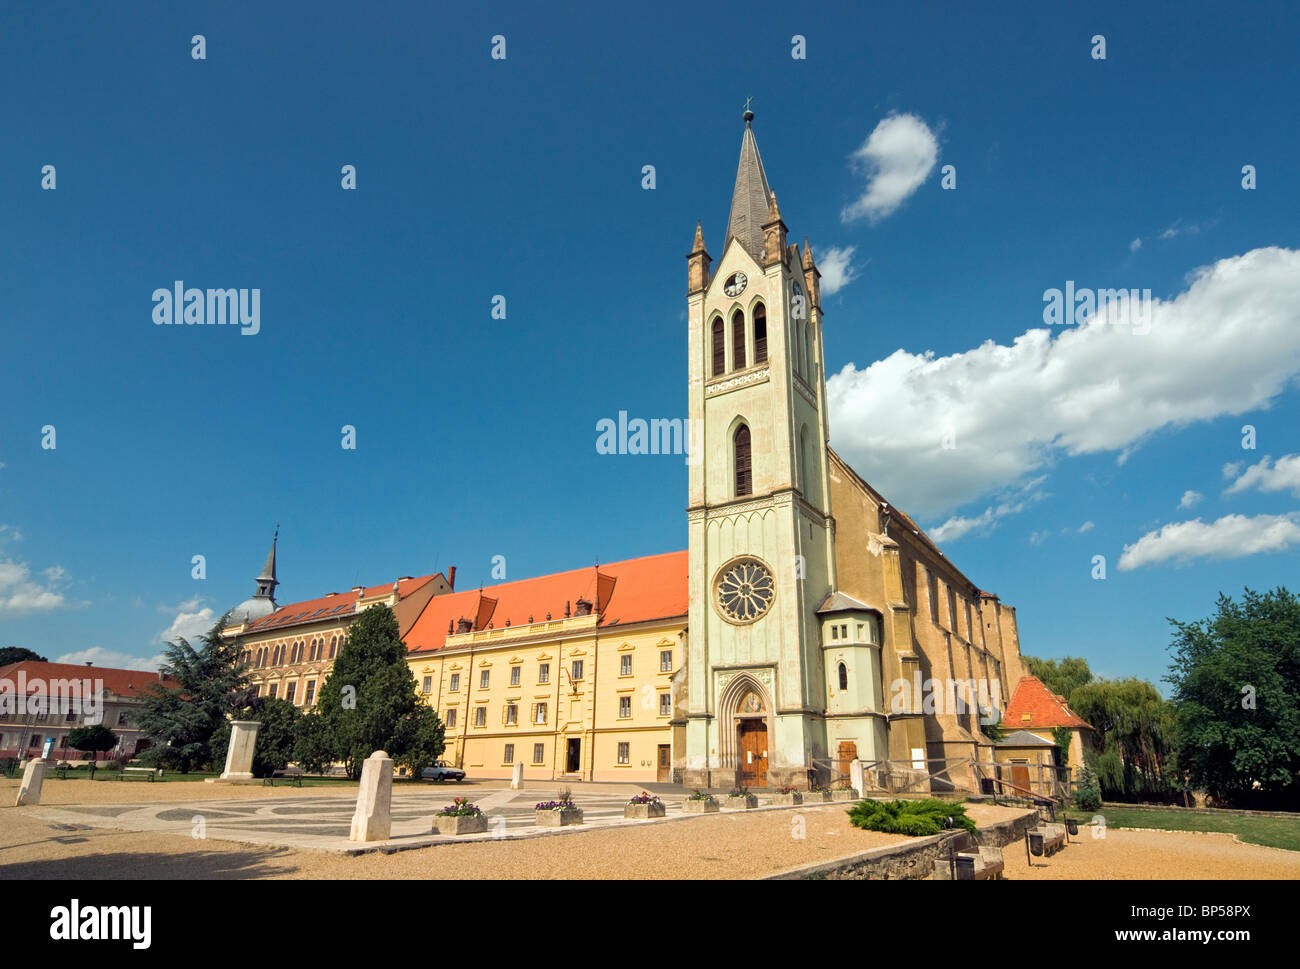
[349,750,394,843]
[15,759,48,806]
[510,761,524,790]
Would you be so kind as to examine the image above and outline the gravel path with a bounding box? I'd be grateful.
[1000,826,1300,880]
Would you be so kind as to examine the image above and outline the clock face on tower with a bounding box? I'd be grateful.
[723,272,747,297]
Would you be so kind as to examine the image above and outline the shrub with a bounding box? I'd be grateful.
[1074,766,1103,812]
[687,788,716,802]
[847,798,977,837]
[627,791,662,806]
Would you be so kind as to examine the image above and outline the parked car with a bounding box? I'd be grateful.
[420,760,466,782]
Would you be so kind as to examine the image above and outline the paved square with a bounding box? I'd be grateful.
[29,782,752,853]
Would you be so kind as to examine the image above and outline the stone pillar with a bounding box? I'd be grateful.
[510,760,524,790]
[850,758,865,798]
[218,720,261,781]
[350,750,394,843]
[15,758,47,806]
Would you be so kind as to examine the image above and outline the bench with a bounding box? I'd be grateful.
[263,769,303,787]
[1028,822,1067,857]
[118,767,160,782]
[933,843,1005,880]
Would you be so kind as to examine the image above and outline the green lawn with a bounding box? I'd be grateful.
[1067,804,1300,852]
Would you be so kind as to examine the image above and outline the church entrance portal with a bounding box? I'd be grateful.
[737,719,768,787]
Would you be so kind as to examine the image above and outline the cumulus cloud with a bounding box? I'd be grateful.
[841,113,939,223]
[1179,490,1203,509]
[155,597,215,645]
[1129,238,1143,252]
[818,245,860,296]
[827,247,1300,518]
[929,477,1046,542]
[1224,454,1300,498]
[53,645,168,672]
[0,558,68,615]
[1118,512,1300,570]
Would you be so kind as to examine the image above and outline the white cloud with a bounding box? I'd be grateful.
[0,525,22,543]
[1224,454,1300,498]
[156,597,215,645]
[1130,238,1143,252]
[1078,521,1095,533]
[1159,218,1210,241]
[1179,490,1203,509]
[1223,461,1243,480]
[827,247,1300,517]
[1118,512,1300,570]
[0,558,68,615]
[841,113,939,223]
[929,476,1046,543]
[53,645,168,672]
[818,245,860,296]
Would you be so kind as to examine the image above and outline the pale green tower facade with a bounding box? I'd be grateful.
[682,112,839,789]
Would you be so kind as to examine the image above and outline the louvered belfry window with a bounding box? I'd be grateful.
[734,424,753,496]
[711,319,725,377]
[732,309,746,370]
[753,304,767,364]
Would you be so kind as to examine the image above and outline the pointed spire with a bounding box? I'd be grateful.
[258,526,278,582]
[802,238,815,270]
[254,527,279,600]
[691,220,706,254]
[725,110,773,263]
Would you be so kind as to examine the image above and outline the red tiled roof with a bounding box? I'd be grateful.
[407,551,687,654]
[0,661,177,698]
[243,574,443,634]
[1003,675,1093,730]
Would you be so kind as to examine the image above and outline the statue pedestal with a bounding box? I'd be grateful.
[206,720,261,783]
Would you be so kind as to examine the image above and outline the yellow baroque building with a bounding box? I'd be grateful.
[404,553,687,784]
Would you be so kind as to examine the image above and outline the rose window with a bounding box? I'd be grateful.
[714,558,775,623]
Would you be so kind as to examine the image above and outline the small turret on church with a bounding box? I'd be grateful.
[687,221,711,295]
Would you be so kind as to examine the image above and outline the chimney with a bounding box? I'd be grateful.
[448,566,457,589]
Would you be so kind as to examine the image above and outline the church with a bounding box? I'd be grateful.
[223,111,1030,790]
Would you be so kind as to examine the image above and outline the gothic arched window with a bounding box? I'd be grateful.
[734,424,752,497]
[838,662,848,690]
[732,309,746,371]
[753,303,767,365]
[711,318,725,377]
[799,425,810,498]
[329,635,338,659]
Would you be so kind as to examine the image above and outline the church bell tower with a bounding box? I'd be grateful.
[682,108,837,790]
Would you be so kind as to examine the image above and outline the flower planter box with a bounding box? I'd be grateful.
[624,802,666,819]
[684,798,720,814]
[803,791,831,803]
[829,789,860,802]
[770,792,803,806]
[436,813,487,836]
[536,808,583,827]
[726,795,759,809]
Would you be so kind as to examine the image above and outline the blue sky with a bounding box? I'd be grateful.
[2,1,1298,691]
